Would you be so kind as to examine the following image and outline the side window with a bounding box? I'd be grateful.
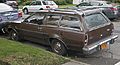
[44,14,61,26]
[85,13,108,28]
[90,2,99,6]
[25,13,44,25]
[60,15,80,29]
[36,1,41,5]
[42,1,47,5]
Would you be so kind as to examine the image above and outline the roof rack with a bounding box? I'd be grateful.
[46,8,84,15]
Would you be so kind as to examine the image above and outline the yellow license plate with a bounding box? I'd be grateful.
[101,43,108,49]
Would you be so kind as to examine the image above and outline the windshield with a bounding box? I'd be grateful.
[85,13,108,28]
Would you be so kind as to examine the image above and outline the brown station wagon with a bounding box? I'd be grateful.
[7,9,118,55]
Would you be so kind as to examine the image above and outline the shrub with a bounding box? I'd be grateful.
[66,0,73,4]
[24,1,31,5]
[54,0,67,5]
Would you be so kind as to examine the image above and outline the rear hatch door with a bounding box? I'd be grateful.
[84,13,113,45]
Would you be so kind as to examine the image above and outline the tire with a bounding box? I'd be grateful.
[23,8,28,14]
[9,30,20,41]
[39,8,43,10]
[51,39,67,55]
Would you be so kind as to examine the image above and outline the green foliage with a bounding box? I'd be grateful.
[115,0,120,3]
[53,0,73,5]
[66,0,73,4]
[24,1,31,5]
[54,0,67,5]
[107,0,120,3]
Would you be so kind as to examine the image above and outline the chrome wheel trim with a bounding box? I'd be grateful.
[54,42,62,53]
[11,32,17,40]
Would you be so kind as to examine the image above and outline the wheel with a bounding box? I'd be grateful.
[23,8,28,14]
[9,30,20,41]
[39,8,43,10]
[51,40,67,55]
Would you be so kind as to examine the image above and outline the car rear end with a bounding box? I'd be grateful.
[82,9,118,54]
[41,1,51,9]
[100,7,117,19]
[114,5,120,17]
[44,1,58,9]
[0,3,20,33]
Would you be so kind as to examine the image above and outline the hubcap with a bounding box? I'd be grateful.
[54,42,62,53]
[24,9,27,14]
[11,32,17,40]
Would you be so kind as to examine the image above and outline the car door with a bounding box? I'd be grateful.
[28,1,43,12]
[19,13,45,43]
[27,1,36,12]
[40,14,62,45]
[59,15,85,50]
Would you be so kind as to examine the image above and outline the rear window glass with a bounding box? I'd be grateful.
[85,13,108,28]
[42,1,47,5]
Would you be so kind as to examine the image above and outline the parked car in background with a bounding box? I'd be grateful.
[114,5,120,17]
[89,1,112,7]
[44,1,58,9]
[22,0,58,14]
[0,3,21,33]
[76,1,118,19]
[76,2,92,7]
[5,0,18,9]
[7,9,118,55]
[89,1,118,19]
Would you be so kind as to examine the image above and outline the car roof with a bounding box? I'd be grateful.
[0,3,13,12]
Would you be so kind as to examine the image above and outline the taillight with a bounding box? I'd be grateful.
[46,6,50,8]
[18,12,22,17]
[110,7,117,11]
[84,34,88,46]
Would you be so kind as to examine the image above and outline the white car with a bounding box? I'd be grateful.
[23,1,58,14]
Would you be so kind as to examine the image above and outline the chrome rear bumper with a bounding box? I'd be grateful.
[83,34,118,54]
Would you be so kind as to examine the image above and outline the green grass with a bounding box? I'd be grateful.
[0,38,69,65]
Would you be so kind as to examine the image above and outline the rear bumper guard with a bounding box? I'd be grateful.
[83,34,118,54]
